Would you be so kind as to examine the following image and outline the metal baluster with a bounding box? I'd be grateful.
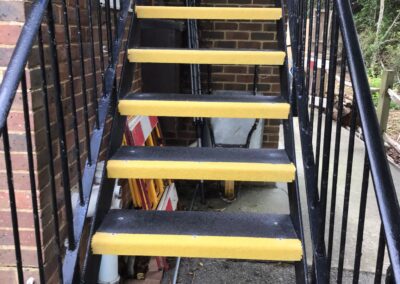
[46,0,76,250]
[37,27,63,282]
[253,65,259,95]
[319,5,338,232]
[374,225,385,284]
[352,155,370,283]
[287,0,328,281]
[327,49,346,272]
[97,0,106,85]
[2,124,24,283]
[21,74,45,283]
[105,0,113,64]
[337,96,358,283]
[305,0,315,103]
[61,0,84,204]
[88,0,100,129]
[74,0,93,165]
[314,0,332,186]
[309,0,322,137]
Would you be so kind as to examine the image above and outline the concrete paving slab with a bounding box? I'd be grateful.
[166,115,400,283]
[286,116,400,273]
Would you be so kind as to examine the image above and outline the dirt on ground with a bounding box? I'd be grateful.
[336,88,400,166]
[386,110,400,142]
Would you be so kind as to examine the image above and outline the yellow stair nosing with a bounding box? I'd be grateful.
[127,49,286,65]
[118,100,290,119]
[107,160,296,182]
[92,233,302,261]
[135,6,282,20]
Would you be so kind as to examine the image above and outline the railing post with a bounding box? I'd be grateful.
[376,70,395,133]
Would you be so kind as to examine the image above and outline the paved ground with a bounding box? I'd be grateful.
[162,117,400,283]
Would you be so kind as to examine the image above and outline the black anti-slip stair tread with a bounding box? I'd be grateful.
[111,146,291,164]
[97,210,298,239]
[123,92,287,103]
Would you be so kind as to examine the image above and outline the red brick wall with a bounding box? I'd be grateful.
[0,1,42,281]
[200,0,281,148]
[0,0,140,282]
[0,0,280,281]
[158,0,281,148]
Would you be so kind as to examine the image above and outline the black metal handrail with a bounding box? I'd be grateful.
[0,0,49,136]
[335,0,400,281]
[288,0,400,282]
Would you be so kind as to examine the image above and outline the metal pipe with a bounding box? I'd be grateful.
[0,0,49,135]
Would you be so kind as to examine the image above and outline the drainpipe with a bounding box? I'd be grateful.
[98,179,122,284]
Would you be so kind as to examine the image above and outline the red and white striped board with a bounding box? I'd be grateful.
[125,115,159,146]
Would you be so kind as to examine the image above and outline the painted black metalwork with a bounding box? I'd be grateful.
[61,0,84,204]
[105,0,113,64]
[37,27,64,283]
[74,1,136,282]
[375,225,386,284]
[0,0,49,135]
[74,0,93,166]
[353,155,370,283]
[278,0,308,281]
[304,0,315,106]
[335,0,400,281]
[253,65,259,94]
[88,0,100,129]
[2,125,24,283]
[314,0,332,187]
[327,49,347,272]
[62,1,133,281]
[97,0,106,83]
[337,97,357,283]
[21,73,45,283]
[287,0,328,281]
[46,0,76,252]
[319,6,338,233]
[1,0,399,282]
[309,0,322,137]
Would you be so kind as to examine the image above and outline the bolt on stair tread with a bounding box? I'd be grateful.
[135,6,283,20]
[91,210,302,261]
[107,147,296,182]
[119,93,290,119]
[127,48,286,65]
[111,146,292,164]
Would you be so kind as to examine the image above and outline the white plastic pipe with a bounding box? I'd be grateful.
[98,255,120,284]
[98,180,121,284]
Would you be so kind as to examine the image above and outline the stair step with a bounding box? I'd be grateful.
[92,210,302,261]
[128,48,285,65]
[135,6,282,20]
[107,146,295,182]
[119,93,290,119]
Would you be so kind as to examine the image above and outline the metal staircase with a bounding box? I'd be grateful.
[1,0,400,283]
[90,3,308,282]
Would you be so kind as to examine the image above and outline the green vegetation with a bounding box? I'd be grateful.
[354,0,400,86]
[369,76,400,110]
